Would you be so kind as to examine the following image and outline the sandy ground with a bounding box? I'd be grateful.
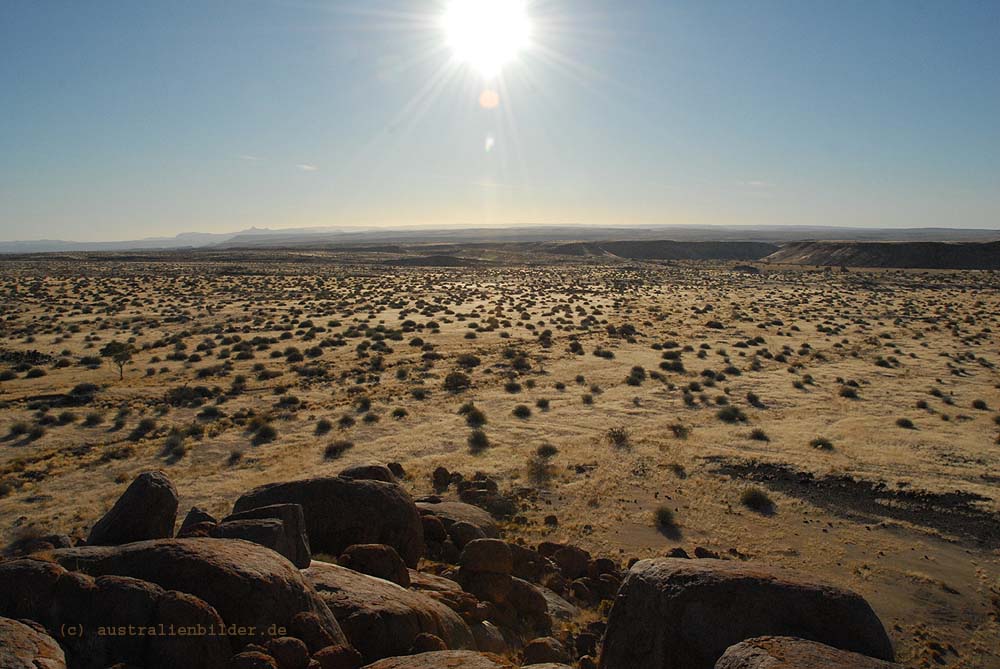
[1,255,998,667]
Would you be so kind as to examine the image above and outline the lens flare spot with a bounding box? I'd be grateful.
[479,89,500,109]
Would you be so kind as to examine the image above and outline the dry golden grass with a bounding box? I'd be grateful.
[1,254,998,667]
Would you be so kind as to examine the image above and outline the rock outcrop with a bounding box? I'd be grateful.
[0,559,232,669]
[715,636,904,668]
[87,471,178,545]
[598,558,894,669]
[221,503,312,568]
[46,538,346,647]
[361,650,513,668]
[304,560,475,663]
[234,477,424,567]
[0,616,66,669]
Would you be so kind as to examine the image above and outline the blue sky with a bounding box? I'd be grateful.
[1,0,998,241]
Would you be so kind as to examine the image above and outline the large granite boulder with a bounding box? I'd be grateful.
[0,559,232,669]
[234,477,424,567]
[87,471,178,545]
[416,501,499,538]
[339,544,410,587]
[46,538,346,647]
[0,616,66,669]
[715,636,904,668]
[303,561,475,664]
[221,503,311,568]
[599,559,894,669]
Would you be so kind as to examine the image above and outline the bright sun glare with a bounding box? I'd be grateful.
[443,0,532,79]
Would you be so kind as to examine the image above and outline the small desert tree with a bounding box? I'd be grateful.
[100,341,135,380]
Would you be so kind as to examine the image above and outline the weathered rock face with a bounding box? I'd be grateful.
[209,519,297,566]
[598,559,894,669]
[221,503,312,568]
[715,636,904,668]
[234,477,424,568]
[46,538,346,647]
[0,559,233,669]
[460,539,512,575]
[303,561,475,664]
[339,464,397,483]
[0,616,66,669]
[339,544,410,587]
[179,506,218,535]
[361,650,513,668]
[416,501,500,538]
[87,471,178,546]
[522,636,569,665]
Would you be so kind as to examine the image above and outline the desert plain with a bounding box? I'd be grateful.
[1,249,998,668]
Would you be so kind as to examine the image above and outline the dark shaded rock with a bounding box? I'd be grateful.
[538,586,579,622]
[469,621,508,655]
[314,644,364,669]
[460,572,512,605]
[420,515,448,543]
[509,543,560,585]
[0,616,66,669]
[340,464,397,483]
[303,561,474,664]
[0,559,62,620]
[48,538,346,647]
[715,636,903,668]
[179,506,218,535]
[409,632,447,653]
[575,632,599,657]
[268,636,311,669]
[3,531,72,557]
[598,559,895,669]
[416,501,499,538]
[290,612,341,654]
[457,477,517,518]
[387,463,405,479]
[150,590,233,669]
[0,557,233,669]
[509,577,548,618]
[523,637,568,665]
[550,545,590,580]
[459,539,512,574]
[432,467,451,491]
[588,558,620,579]
[448,521,487,550]
[234,477,424,568]
[177,520,217,538]
[231,650,279,669]
[361,651,512,668]
[339,544,410,587]
[87,471,178,546]
[223,503,311,568]
[210,519,299,566]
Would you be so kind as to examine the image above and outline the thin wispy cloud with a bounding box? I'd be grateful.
[297,163,319,171]
[238,154,262,162]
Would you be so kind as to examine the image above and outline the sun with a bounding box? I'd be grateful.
[442,0,532,79]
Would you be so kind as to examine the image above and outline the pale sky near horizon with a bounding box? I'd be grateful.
[1,0,998,241]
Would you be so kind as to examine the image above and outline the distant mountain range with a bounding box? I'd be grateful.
[1,224,998,254]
